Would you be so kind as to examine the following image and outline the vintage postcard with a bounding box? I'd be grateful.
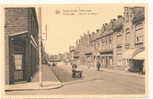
[1,3,148,98]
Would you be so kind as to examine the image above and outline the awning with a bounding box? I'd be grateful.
[100,50,113,54]
[122,49,136,59]
[133,51,145,60]
[85,52,92,56]
[73,56,79,59]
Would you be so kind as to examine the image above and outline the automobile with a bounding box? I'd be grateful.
[72,64,83,78]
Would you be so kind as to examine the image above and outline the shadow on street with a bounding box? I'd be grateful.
[51,65,81,83]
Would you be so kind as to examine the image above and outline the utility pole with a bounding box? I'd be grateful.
[42,24,47,64]
[38,8,43,87]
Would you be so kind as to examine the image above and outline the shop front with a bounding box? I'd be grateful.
[85,52,93,68]
[100,51,113,68]
[122,49,136,69]
[8,32,39,84]
[133,50,145,74]
[122,48,145,73]
[8,33,27,84]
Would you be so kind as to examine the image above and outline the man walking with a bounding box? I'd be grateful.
[97,61,101,71]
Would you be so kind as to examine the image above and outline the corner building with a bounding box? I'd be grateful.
[5,8,39,84]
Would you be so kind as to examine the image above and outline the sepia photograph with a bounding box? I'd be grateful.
[0,3,148,98]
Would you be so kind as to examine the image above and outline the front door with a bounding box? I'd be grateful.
[14,54,24,82]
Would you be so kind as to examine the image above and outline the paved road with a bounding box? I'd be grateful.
[6,62,145,95]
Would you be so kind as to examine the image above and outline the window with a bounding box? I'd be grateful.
[117,44,122,48]
[101,39,104,49]
[136,36,139,42]
[14,54,23,70]
[117,46,122,55]
[136,35,144,43]
[117,33,122,37]
[125,43,130,49]
[109,37,112,43]
[105,39,107,44]
[109,37,112,48]
[126,28,130,34]
[117,33,122,44]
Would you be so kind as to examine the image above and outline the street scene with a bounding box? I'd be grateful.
[3,4,146,96]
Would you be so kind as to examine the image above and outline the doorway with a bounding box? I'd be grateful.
[14,54,25,82]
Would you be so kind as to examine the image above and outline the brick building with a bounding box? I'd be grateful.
[123,7,145,72]
[5,8,40,84]
[112,16,125,69]
[99,23,114,68]
[71,6,145,72]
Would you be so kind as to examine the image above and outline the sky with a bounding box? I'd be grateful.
[41,4,124,55]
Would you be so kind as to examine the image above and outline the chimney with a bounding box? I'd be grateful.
[105,23,108,25]
[113,19,116,21]
[96,29,100,33]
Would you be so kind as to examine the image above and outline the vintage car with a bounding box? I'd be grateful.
[72,64,82,78]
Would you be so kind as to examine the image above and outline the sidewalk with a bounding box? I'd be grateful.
[102,68,145,78]
[78,65,145,78]
[5,64,63,91]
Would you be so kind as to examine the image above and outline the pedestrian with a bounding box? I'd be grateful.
[139,61,144,74]
[52,62,56,67]
[72,63,77,78]
[97,61,101,71]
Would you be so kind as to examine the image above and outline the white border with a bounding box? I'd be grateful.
[0,0,151,4]
[0,0,153,99]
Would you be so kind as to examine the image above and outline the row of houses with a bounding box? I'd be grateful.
[69,7,145,72]
[4,8,44,84]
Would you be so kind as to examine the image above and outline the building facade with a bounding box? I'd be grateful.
[70,6,145,72]
[5,8,40,84]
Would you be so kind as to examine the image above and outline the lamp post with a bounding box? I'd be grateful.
[38,8,43,87]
